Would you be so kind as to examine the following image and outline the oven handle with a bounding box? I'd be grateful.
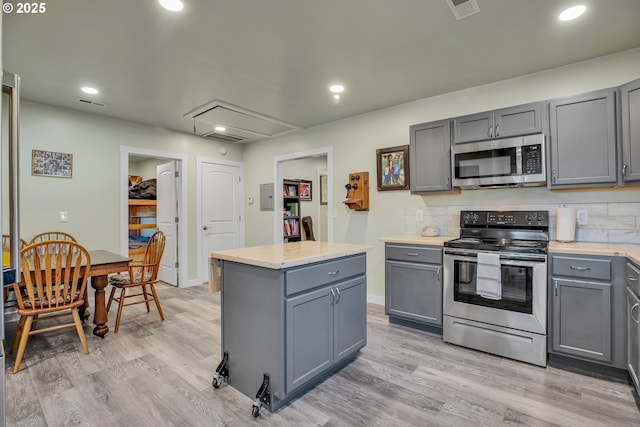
[444,252,546,266]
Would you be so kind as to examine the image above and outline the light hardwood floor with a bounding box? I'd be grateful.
[5,283,640,426]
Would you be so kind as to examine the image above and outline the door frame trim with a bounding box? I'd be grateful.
[120,146,188,287]
[196,156,245,284]
[273,146,334,244]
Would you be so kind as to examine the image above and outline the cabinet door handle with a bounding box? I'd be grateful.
[632,303,640,323]
[330,288,336,305]
[623,164,629,180]
[406,253,419,257]
[327,270,340,276]
[488,125,493,138]
[437,268,441,281]
[569,266,591,271]
[628,275,638,281]
[495,124,500,137]
[554,280,558,296]
[552,169,557,184]
[335,287,341,304]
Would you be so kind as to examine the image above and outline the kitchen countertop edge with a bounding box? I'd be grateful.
[379,235,457,245]
[211,241,371,270]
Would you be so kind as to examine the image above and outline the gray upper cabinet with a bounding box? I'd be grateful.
[452,102,544,144]
[621,78,640,183]
[548,89,618,188]
[409,119,452,193]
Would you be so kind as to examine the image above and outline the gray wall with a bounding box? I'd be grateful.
[18,101,242,284]
[243,48,640,300]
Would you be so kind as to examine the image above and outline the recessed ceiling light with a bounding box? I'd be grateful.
[214,126,226,132]
[159,0,184,12]
[329,84,345,94]
[81,86,99,95]
[559,5,586,21]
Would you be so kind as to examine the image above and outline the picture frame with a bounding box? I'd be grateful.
[319,174,328,205]
[299,180,312,201]
[376,145,410,191]
[31,149,73,178]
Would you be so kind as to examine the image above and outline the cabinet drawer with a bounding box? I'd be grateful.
[626,262,640,295]
[285,254,366,296]
[552,256,611,281]
[385,244,442,264]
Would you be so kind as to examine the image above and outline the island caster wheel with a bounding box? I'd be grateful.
[252,403,261,418]
[212,374,223,389]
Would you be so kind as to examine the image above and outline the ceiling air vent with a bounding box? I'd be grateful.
[184,100,302,143]
[201,130,247,143]
[446,0,480,20]
[77,98,106,107]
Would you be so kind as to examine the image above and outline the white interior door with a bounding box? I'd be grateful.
[157,161,179,286]
[201,161,242,281]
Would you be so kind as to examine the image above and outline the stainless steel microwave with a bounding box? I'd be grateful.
[451,134,546,189]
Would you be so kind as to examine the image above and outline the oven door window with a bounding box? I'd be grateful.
[453,258,533,314]
[454,147,517,179]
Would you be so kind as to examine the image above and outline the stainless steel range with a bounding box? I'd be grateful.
[443,210,549,366]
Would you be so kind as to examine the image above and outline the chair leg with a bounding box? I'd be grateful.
[141,284,151,312]
[149,284,165,321]
[13,316,33,374]
[9,315,26,355]
[106,286,117,314]
[71,308,89,355]
[114,287,126,333]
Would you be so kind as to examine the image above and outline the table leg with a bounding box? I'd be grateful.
[91,274,109,338]
[79,285,90,322]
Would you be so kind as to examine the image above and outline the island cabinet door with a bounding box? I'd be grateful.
[285,286,334,393]
[334,277,367,364]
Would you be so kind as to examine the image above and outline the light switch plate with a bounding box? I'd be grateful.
[59,211,68,222]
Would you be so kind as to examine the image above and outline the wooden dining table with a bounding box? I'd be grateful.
[84,250,131,338]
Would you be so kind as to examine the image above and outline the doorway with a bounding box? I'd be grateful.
[273,147,334,244]
[120,146,188,287]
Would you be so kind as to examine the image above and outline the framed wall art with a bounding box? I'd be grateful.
[299,180,312,201]
[376,145,409,191]
[31,149,73,178]
[319,174,328,205]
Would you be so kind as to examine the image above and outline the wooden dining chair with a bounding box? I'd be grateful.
[10,240,91,373]
[107,230,166,333]
[29,231,77,244]
[302,216,316,241]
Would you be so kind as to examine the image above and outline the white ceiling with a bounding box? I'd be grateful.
[4,0,640,142]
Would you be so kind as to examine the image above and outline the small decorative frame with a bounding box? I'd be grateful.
[31,149,73,178]
[299,180,312,201]
[376,145,410,191]
[319,175,328,205]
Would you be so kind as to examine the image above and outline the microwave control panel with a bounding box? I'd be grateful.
[522,144,543,174]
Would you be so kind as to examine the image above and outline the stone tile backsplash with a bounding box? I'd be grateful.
[405,202,640,244]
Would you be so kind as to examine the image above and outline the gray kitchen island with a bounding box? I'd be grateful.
[211,241,370,416]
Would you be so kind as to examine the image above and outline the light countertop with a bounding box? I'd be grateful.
[549,241,640,264]
[211,241,371,270]
[379,235,457,246]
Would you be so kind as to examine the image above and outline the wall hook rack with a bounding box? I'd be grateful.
[343,171,369,211]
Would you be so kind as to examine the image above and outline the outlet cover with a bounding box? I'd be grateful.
[416,209,424,222]
[576,209,588,225]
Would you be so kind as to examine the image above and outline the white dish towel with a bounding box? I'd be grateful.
[476,252,502,300]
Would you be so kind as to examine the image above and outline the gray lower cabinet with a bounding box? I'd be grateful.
[621,78,640,183]
[409,120,452,193]
[285,276,366,392]
[626,261,640,393]
[548,88,619,187]
[221,253,367,412]
[385,243,442,328]
[549,254,626,369]
[452,102,544,144]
